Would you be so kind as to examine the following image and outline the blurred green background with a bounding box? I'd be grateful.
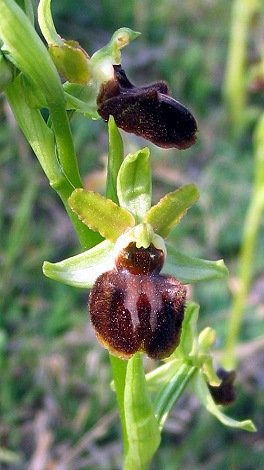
[0,0,264,468]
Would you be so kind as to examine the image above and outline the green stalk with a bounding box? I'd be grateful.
[5,77,98,249]
[224,113,264,368]
[0,0,82,189]
[222,0,258,133]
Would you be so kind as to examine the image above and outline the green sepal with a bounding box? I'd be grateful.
[106,116,124,203]
[63,82,99,117]
[164,244,228,283]
[193,371,257,432]
[43,240,114,288]
[124,354,161,470]
[117,148,152,222]
[144,184,199,238]
[69,189,135,242]
[146,358,184,393]
[49,40,91,84]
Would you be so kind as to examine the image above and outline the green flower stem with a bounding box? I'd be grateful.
[0,0,82,188]
[6,76,98,250]
[223,0,258,132]
[224,113,264,368]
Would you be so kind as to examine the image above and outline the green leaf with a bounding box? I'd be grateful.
[106,116,124,204]
[110,355,129,454]
[144,184,199,238]
[6,75,58,180]
[117,148,152,222]
[154,363,197,430]
[0,50,15,92]
[43,240,114,288]
[20,73,48,109]
[194,371,257,432]
[146,358,184,392]
[164,244,228,283]
[124,354,161,470]
[69,189,135,242]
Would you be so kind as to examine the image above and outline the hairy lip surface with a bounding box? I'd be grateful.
[89,243,186,360]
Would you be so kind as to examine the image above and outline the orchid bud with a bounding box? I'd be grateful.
[208,368,237,406]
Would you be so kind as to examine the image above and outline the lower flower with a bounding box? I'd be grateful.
[89,241,186,360]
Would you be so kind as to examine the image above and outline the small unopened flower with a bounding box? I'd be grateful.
[208,368,236,406]
[97,65,197,149]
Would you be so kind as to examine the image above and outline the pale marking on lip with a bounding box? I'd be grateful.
[123,274,162,331]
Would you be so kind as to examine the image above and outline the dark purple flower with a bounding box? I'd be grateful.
[89,242,186,360]
[97,65,197,149]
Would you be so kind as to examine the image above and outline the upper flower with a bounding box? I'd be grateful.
[97,64,197,149]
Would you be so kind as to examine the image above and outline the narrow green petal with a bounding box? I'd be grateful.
[164,244,228,283]
[144,184,199,238]
[43,240,114,288]
[194,372,256,432]
[69,189,135,242]
[117,148,152,222]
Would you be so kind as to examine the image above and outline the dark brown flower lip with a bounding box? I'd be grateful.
[97,65,198,150]
[89,242,186,360]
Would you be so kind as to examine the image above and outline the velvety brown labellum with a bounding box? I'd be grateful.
[89,243,186,360]
[208,368,237,406]
[97,65,197,149]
